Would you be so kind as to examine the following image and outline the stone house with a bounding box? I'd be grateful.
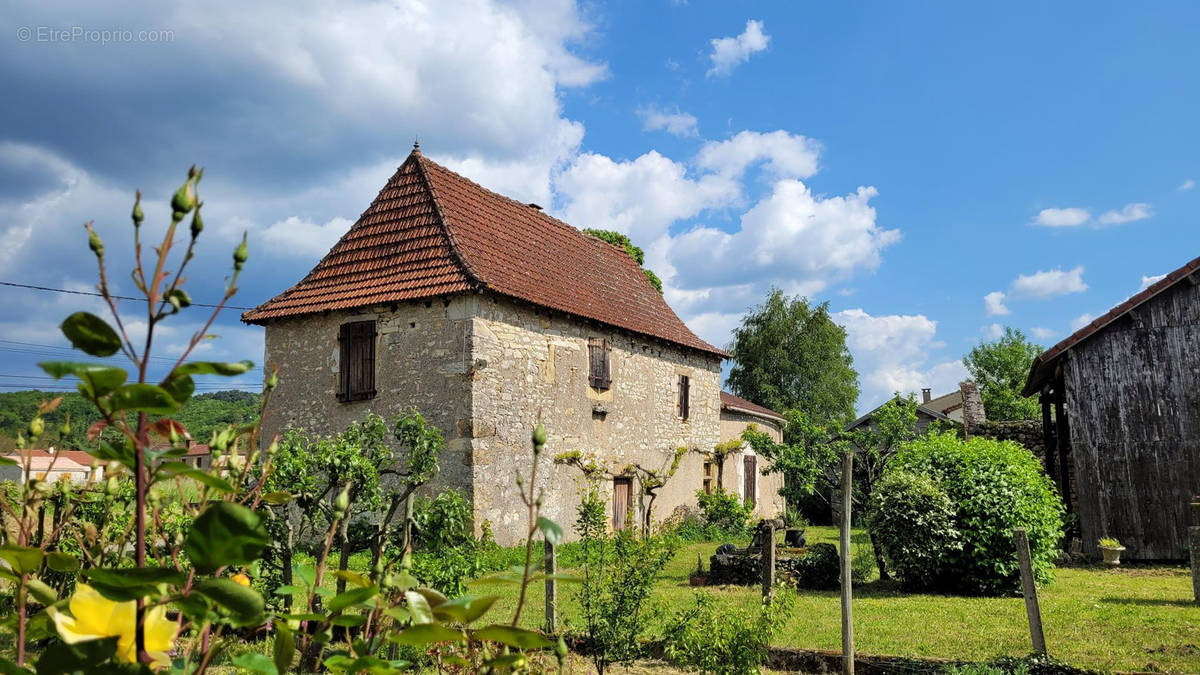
[715,391,785,515]
[243,145,783,543]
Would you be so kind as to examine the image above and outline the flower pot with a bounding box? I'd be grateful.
[1099,545,1126,566]
[784,528,806,548]
[689,575,707,587]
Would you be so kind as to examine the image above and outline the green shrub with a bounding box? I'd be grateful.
[869,470,962,589]
[786,542,840,590]
[850,532,875,584]
[887,431,1065,595]
[696,488,753,536]
[662,589,796,675]
[413,488,474,549]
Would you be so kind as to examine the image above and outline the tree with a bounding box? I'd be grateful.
[727,289,859,425]
[583,228,663,293]
[963,327,1043,421]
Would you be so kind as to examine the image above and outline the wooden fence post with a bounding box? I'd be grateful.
[544,539,557,633]
[1189,527,1200,605]
[762,521,776,600]
[840,449,854,675]
[1013,527,1047,654]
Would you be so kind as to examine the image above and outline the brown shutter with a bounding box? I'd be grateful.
[338,320,377,402]
[588,337,611,389]
[678,375,690,420]
[612,477,632,530]
[744,455,757,508]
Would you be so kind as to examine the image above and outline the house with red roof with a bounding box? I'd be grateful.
[244,145,783,542]
[1023,254,1200,561]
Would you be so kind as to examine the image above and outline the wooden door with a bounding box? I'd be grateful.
[743,455,757,509]
[612,477,632,530]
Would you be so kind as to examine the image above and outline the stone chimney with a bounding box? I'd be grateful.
[921,388,932,403]
[959,380,986,436]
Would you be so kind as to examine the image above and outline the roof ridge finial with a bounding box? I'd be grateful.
[413,137,421,154]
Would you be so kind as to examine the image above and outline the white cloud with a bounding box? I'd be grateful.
[833,308,967,411]
[1097,202,1152,225]
[1034,207,1090,227]
[1178,179,1195,191]
[706,19,770,77]
[981,323,1005,340]
[696,130,820,180]
[984,291,1009,316]
[1030,327,1056,340]
[637,105,699,138]
[261,216,353,258]
[1010,266,1087,299]
[1070,313,1095,331]
[1139,274,1166,291]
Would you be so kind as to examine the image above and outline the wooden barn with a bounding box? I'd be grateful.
[1023,254,1200,561]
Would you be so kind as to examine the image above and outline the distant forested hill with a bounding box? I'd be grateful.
[0,390,261,451]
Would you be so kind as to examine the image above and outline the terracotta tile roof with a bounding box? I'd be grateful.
[244,148,726,358]
[1022,254,1200,396]
[720,391,785,423]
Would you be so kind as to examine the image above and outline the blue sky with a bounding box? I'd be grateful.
[0,1,1197,412]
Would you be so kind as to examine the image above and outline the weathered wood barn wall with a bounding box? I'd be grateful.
[1025,256,1200,561]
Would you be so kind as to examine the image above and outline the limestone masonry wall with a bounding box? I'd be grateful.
[468,294,722,543]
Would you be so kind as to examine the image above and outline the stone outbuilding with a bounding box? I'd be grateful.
[243,146,783,543]
[715,391,786,515]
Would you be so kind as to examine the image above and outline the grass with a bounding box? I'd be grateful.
[468,526,1200,673]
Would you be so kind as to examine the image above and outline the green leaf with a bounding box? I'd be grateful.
[173,360,255,377]
[0,545,42,575]
[329,614,367,627]
[90,441,135,467]
[273,585,301,597]
[231,652,277,675]
[0,457,15,467]
[472,625,554,649]
[45,552,79,573]
[26,578,57,605]
[109,384,180,415]
[159,373,195,407]
[293,565,316,588]
[413,587,448,607]
[327,585,377,613]
[37,362,127,396]
[404,591,433,624]
[184,501,268,573]
[60,312,122,357]
[389,623,463,646]
[273,624,295,675]
[262,491,292,505]
[193,578,265,627]
[82,567,186,602]
[32,637,119,675]
[0,655,33,675]
[157,463,234,493]
[431,595,498,625]
[332,569,371,588]
[536,516,564,546]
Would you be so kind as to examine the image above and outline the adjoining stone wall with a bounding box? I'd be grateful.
[259,298,477,497]
[717,411,785,519]
[468,294,722,543]
[972,419,1041,453]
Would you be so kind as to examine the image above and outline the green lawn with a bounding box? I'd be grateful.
[469,526,1200,673]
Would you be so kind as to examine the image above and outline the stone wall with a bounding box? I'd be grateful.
[468,294,723,543]
[718,412,785,519]
[972,419,1042,453]
[259,298,477,497]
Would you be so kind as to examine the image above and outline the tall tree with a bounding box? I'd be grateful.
[727,289,859,424]
[963,327,1043,421]
[583,228,663,293]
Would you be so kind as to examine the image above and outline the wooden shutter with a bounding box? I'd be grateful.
[678,375,690,420]
[588,337,611,389]
[743,455,757,508]
[337,320,377,402]
[612,477,632,530]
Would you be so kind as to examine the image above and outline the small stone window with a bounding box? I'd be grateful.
[588,337,611,389]
[337,320,377,402]
[702,460,716,494]
[677,374,690,420]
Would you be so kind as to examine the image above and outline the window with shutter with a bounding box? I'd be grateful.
[677,374,690,420]
[588,337,611,390]
[337,320,377,402]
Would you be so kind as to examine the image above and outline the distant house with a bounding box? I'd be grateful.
[715,391,785,512]
[0,449,100,483]
[1023,254,1200,561]
[846,396,955,435]
[243,145,782,543]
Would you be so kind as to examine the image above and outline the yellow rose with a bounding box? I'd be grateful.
[48,583,178,666]
[232,573,251,587]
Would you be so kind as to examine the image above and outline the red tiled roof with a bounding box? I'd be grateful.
[1022,254,1200,396]
[720,391,785,423]
[243,149,725,358]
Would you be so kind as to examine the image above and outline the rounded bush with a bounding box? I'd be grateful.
[868,470,961,589]
[887,431,1065,595]
[787,542,840,590]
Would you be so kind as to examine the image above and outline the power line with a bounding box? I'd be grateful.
[0,280,255,311]
[0,340,182,364]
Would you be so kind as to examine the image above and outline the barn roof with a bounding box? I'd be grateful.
[845,397,953,432]
[242,147,726,358]
[1022,254,1200,396]
[719,391,786,424]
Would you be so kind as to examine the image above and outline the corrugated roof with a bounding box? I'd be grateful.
[719,391,786,423]
[243,148,725,358]
[1022,254,1200,396]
